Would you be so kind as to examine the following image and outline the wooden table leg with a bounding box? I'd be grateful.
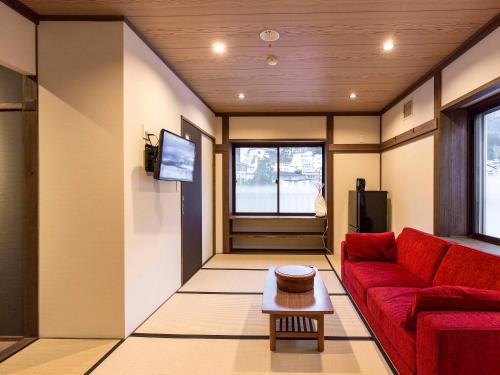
[269,315,276,351]
[317,315,324,352]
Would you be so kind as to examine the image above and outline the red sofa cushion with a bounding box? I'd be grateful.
[403,285,500,330]
[344,261,427,302]
[433,244,500,291]
[367,287,420,372]
[345,232,397,262]
[396,228,451,284]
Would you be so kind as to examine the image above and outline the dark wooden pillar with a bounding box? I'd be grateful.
[433,72,441,235]
[326,114,334,253]
[436,109,469,237]
[22,75,38,337]
[221,116,231,253]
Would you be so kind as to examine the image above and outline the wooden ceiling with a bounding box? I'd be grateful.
[22,1,500,113]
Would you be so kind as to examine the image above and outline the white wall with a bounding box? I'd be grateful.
[201,135,214,263]
[332,116,381,252]
[333,154,381,252]
[334,116,380,144]
[382,136,434,235]
[382,78,434,142]
[123,24,216,335]
[38,21,216,338]
[0,2,36,75]
[38,21,125,338]
[442,26,500,106]
[381,77,435,235]
[229,116,326,139]
[215,154,223,253]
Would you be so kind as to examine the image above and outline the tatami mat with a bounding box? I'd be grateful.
[136,294,369,338]
[93,337,392,375]
[204,254,332,270]
[179,269,345,294]
[326,253,342,275]
[0,339,118,375]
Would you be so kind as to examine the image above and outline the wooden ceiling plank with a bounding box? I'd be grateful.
[23,0,500,17]
[21,0,500,112]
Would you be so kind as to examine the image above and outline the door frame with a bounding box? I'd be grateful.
[180,116,215,284]
[0,74,38,361]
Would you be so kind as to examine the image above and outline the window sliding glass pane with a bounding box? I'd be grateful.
[279,146,323,213]
[235,147,278,213]
[483,107,500,238]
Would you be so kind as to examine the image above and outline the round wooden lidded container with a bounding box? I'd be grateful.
[275,265,316,293]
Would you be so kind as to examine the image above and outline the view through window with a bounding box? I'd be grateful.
[475,106,500,239]
[234,145,323,213]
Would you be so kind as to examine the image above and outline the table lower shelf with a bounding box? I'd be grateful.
[276,316,317,333]
[269,314,325,351]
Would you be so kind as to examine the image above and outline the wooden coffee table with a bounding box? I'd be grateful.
[261,266,334,352]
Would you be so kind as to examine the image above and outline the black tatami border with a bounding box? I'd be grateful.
[130,332,373,341]
[177,290,347,296]
[201,267,333,271]
[84,339,125,375]
[323,254,399,375]
[177,291,263,295]
[61,254,394,374]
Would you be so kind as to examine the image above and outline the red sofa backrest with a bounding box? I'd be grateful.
[396,228,452,285]
[433,244,500,291]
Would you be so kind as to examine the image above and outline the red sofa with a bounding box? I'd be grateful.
[341,227,500,375]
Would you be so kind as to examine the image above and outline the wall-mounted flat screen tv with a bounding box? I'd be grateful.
[154,129,196,182]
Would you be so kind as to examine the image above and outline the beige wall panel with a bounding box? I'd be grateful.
[333,154,380,253]
[381,136,434,236]
[215,116,223,144]
[38,22,125,338]
[382,78,434,142]
[0,3,36,75]
[123,24,216,336]
[215,154,223,253]
[442,27,500,106]
[333,116,380,144]
[229,116,326,140]
[201,135,214,263]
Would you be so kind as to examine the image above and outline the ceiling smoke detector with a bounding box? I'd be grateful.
[266,54,279,66]
[260,29,280,43]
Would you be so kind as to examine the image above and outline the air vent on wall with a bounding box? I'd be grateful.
[403,99,413,119]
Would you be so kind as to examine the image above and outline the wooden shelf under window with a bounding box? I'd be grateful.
[0,102,23,111]
[230,215,327,221]
[230,232,325,239]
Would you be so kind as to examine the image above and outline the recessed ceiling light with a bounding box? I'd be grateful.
[266,54,278,66]
[212,42,225,54]
[238,93,246,99]
[350,93,357,99]
[383,40,394,51]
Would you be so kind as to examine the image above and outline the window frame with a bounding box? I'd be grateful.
[231,141,326,216]
[469,95,500,245]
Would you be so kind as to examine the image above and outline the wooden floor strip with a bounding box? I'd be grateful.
[0,338,37,363]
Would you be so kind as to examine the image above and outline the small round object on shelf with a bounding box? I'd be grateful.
[275,265,316,293]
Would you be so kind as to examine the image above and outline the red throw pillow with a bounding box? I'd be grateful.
[403,285,500,330]
[345,232,396,262]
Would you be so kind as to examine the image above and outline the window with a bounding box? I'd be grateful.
[234,144,324,214]
[474,105,500,240]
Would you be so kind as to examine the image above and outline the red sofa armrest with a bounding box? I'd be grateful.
[341,241,348,280]
[416,311,500,375]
